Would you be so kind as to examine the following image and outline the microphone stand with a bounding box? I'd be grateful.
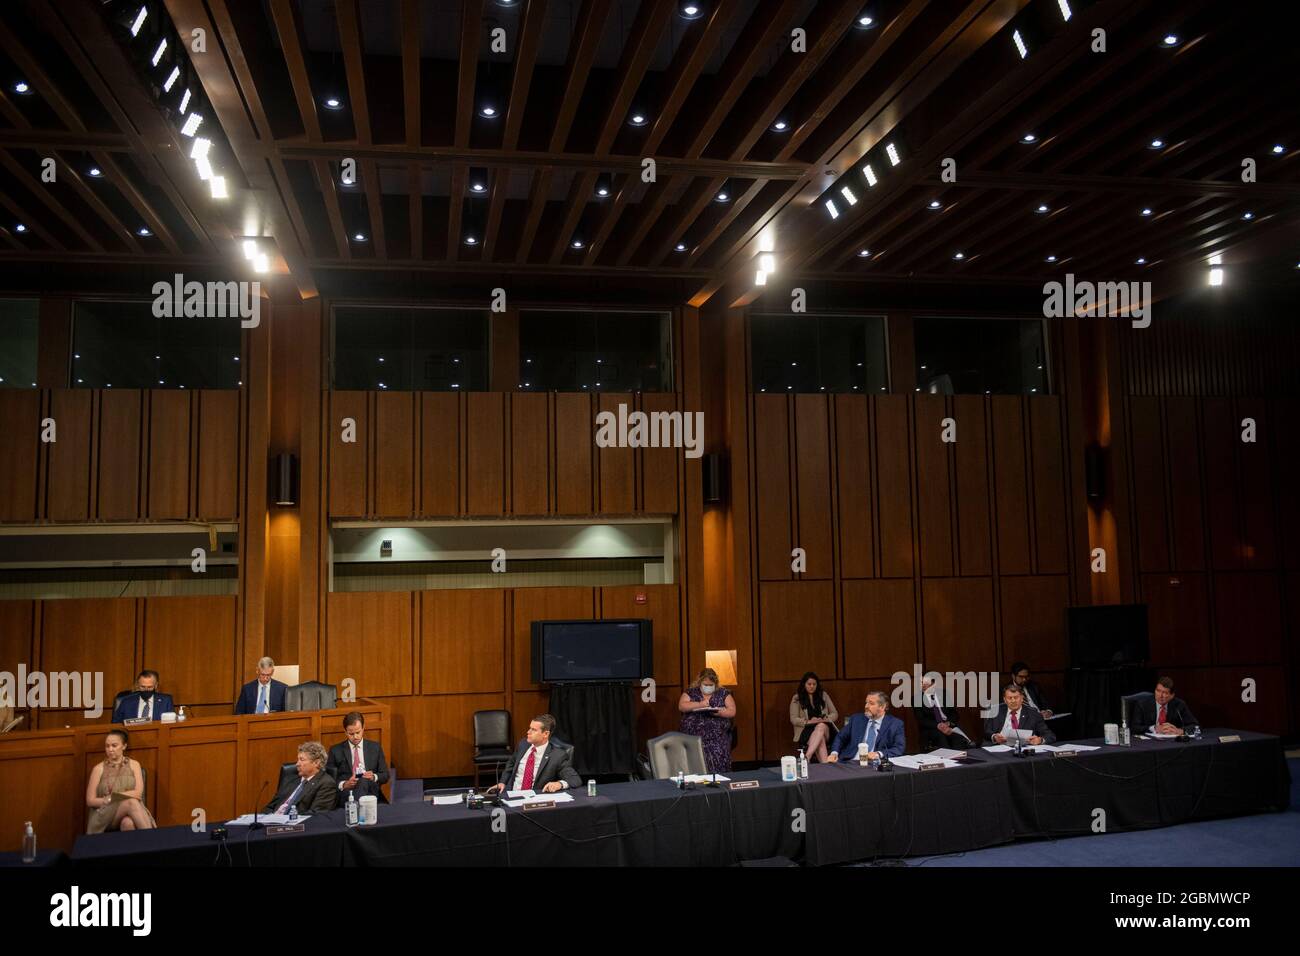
[250,780,270,831]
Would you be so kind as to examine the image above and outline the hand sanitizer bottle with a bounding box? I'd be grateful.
[798,748,809,778]
[346,791,358,827]
[22,822,36,863]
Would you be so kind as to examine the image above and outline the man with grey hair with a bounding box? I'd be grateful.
[263,741,336,815]
[827,691,906,763]
[235,656,288,715]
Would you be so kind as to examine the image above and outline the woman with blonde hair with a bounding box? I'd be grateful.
[678,667,736,773]
[86,729,156,833]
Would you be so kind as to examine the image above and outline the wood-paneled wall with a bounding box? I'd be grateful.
[325,391,681,518]
[0,388,240,522]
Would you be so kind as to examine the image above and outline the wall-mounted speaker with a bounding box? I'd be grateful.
[704,452,726,504]
[272,451,298,506]
[1085,445,1106,501]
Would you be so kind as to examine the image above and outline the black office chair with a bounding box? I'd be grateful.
[272,762,297,808]
[1122,691,1154,727]
[285,681,337,712]
[112,689,133,714]
[472,710,512,788]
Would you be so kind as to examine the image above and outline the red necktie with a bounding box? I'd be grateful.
[1011,710,1020,731]
[521,748,537,790]
[1158,704,1167,726]
[352,744,361,775]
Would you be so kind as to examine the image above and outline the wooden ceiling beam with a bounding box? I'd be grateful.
[336,0,372,145]
[401,0,421,147]
[454,0,484,148]
[269,0,322,141]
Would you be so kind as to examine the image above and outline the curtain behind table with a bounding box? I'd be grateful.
[549,682,637,776]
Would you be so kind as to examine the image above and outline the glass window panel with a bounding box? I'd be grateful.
[72,300,241,389]
[914,317,1049,394]
[519,310,672,392]
[332,306,489,391]
[749,314,888,393]
[0,298,39,389]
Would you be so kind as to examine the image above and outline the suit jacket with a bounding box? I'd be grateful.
[1131,696,1197,731]
[1015,679,1051,714]
[498,739,582,791]
[831,712,906,760]
[325,738,389,800]
[984,704,1056,744]
[914,689,972,747]
[234,679,288,715]
[111,692,175,724]
[263,772,338,815]
[789,692,839,742]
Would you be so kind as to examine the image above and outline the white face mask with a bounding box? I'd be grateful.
[700,684,716,695]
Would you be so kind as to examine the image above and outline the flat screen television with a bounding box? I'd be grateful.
[1067,604,1149,667]
[530,619,653,684]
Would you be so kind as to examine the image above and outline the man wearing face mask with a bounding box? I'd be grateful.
[111,670,174,723]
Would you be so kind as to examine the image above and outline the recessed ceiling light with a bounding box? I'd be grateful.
[1208,268,1223,286]
[13,80,30,95]
[88,166,102,177]
[1036,203,1049,213]
[478,103,498,118]
[353,232,367,242]
[771,118,788,132]
[1162,33,1179,47]
[137,227,152,237]
[628,111,648,127]
[194,155,212,180]
[242,239,257,259]
[678,1,704,19]
[1241,211,1255,220]
[571,238,585,249]
[1013,30,1028,59]
[714,189,730,203]
[824,199,839,219]
[675,242,688,252]
[1271,144,1285,154]
[209,176,227,199]
[885,142,900,166]
[151,39,167,67]
[15,223,27,233]
[953,251,965,260]
[323,96,343,110]
[129,6,148,36]
[755,270,767,286]
[178,88,192,114]
[253,253,269,273]
[1140,207,1153,216]
[1136,257,1147,264]
[464,234,478,245]
[927,199,941,209]
[1149,138,1164,149]
[861,163,877,186]
[1021,133,1037,143]
[1045,255,1057,262]
[470,180,487,193]
[180,113,203,137]
[163,66,181,92]
[1057,0,1072,20]
[840,185,857,205]
[857,249,871,258]
[855,13,875,29]
[190,137,211,160]
[759,254,775,274]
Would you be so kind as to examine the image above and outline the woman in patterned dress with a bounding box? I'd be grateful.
[678,668,736,773]
[86,729,156,833]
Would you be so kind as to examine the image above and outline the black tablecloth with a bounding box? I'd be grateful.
[69,730,1290,867]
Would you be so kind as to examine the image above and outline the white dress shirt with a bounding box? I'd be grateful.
[338,740,368,790]
[999,707,1032,738]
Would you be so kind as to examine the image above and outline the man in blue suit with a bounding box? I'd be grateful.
[827,691,906,762]
[234,657,289,715]
[111,670,174,723]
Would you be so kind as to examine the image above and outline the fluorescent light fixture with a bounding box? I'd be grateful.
[190,137,211,160]
[253,253,269,273]
[163,66,180,92]
[151,38,167,67]
[130,6,148,36]
[1057,0,1072,20]
[209,175,227,199]
[755,270,767,286]
[1208,254,1222,265]
[759,254,776,273]
[1208,268,1223,286]
[243,239,257,260]
[840,185,857,205]
[824,199,839,219]
[179,88,192,114]
[180,113,203,136]
[1013,30,1027,59]
[862,163,877,186]
[758,233,774,253]
[885,142,900,166]
[194,154,212,180]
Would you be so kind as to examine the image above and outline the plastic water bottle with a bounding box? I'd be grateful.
[346,791,358,827]
[288,804,298,822]
[798,748,809,779]
[21,822,35,863]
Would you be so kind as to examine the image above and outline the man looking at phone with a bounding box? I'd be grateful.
[326,711,390,802]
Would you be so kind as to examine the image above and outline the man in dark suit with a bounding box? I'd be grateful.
[326,711,389,801]
[827,692,906,762]
[984,684,1055,745]
[111,670,174,723]
[1131,676,1198,734]
[234,657,288,715]
[264,741,337,815]
[488,714,582,794]
[914,675,977,750]
[1009,662,1053,718]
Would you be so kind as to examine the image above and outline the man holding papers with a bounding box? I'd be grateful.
[915,674,976,751]
[488,714,582,795]
[826,692,906,762]
[984,684,1055,745]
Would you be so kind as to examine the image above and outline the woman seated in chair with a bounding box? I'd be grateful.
[86,729,156,833]
[678,668,736,773]
[790,671,838,763]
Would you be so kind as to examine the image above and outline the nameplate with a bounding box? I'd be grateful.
[521,800,556,811]
[1051,750,1079,758]
[917,761,946,772]
[1218,734,1241,743]
[122,717,150,726]
[266,824,305,835]
[729,780,760,790]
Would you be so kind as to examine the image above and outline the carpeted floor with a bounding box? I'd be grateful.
[890,757,1300,867]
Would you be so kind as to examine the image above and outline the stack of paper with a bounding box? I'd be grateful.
[226,813,309,825]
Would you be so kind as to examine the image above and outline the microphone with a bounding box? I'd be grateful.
[250,779,270,831]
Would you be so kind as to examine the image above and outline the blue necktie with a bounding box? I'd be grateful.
[865,720,878,753]
[258,684,268,714]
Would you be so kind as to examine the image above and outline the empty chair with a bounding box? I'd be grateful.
[1121,691,1153,726]
[646,731,707,779]
[285,681,337,712]
[472,710,512,788]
